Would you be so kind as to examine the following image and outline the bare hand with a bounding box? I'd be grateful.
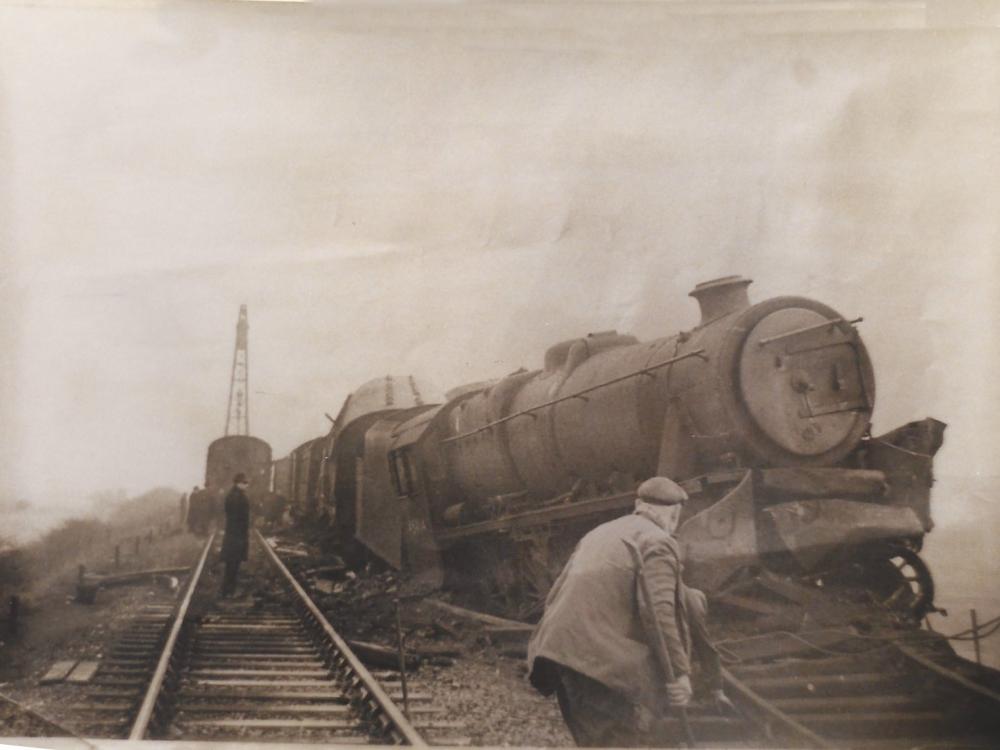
[666,674,692,707]
[712,689,737,715]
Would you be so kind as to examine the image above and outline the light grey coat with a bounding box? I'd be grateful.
[527,508,692,709]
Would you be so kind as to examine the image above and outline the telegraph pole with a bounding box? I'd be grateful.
[224,305,250,436]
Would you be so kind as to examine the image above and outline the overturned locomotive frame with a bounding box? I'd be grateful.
[274,277,945,619]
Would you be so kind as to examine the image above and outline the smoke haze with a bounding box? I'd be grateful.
[1,2,998,545]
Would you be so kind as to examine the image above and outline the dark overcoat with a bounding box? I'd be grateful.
[220,486,250,562]
[527,508,692,711]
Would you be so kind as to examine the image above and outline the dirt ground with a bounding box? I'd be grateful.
[0,530,204,734]
[11,520,997,747]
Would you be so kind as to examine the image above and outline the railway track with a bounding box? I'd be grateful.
[57,603,182,735]
[39,529,1000,748]
[59,531,464,745]
[650,630,1000,748]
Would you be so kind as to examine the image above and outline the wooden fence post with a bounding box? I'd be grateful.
[971,609,981,665]
[8,595,18,636]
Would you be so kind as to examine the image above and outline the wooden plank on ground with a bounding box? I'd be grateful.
[348,639,419,670]
[413,721,467,730]
[185,718,357,728]
[425,599,533,631]
[40,660,79,685]
[178,703,351,715]
[91,566,190,587]
[62,659,94,681]
[484,626,533,643]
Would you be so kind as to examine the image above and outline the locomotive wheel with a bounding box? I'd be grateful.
[863,545,935,620]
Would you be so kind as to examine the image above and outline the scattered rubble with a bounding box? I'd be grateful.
[278,529,572,746]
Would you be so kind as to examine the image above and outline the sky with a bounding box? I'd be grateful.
[1,0,998,539]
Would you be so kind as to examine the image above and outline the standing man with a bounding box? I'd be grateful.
[186,486,202,535]
[220,473,251,598]
[179,490,189,531]
[527,476,729,747]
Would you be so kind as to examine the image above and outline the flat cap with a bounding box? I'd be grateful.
[636,477,687,506]
[233,472,248,484]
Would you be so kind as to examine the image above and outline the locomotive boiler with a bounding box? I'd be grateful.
[281,277,945,620]
[439,276,873,508]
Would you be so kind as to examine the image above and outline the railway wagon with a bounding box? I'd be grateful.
[271,455,293,502]
[196,435,273,529]
[288,437,325,518]
[312,375,438,556]
[206,435,272,495]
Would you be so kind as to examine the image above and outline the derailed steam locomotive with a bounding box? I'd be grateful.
[275,277,945,619]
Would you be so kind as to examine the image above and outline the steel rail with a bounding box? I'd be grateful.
[128,533,215,741]
[440,349,706,444]
[721,667,834,750]
[894,641,1000,708]
[254,530,428,747]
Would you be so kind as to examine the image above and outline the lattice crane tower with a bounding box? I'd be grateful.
[224,304,250,436]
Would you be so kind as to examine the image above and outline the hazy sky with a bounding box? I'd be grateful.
[2,1,998,536]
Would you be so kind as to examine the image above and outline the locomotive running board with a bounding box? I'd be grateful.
[433,491,635,544]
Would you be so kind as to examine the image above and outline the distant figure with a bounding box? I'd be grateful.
[220,473,251,598]
[187,486,203,535]
[179,491,189,529]
[527,476,731,747]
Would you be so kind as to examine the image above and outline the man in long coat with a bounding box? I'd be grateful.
[527,476,727,747]
[220,473,251,598]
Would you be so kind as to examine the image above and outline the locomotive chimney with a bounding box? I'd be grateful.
[689,276,752,325]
